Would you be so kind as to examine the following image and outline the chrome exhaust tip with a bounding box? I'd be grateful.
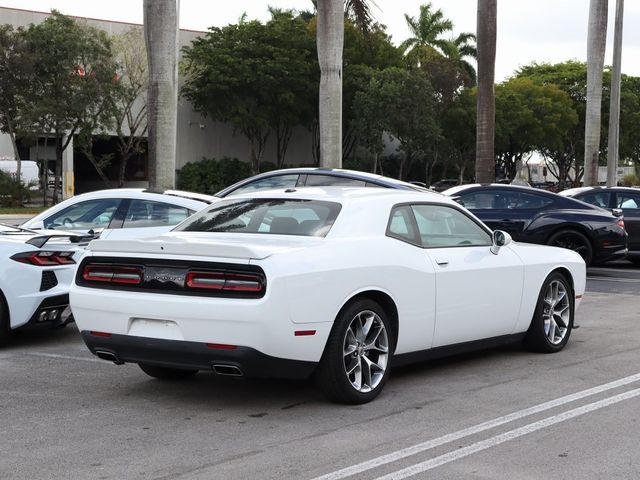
[212,364,243,376]
[95,350,123,365]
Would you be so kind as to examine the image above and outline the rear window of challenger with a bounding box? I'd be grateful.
[175,199,342,237]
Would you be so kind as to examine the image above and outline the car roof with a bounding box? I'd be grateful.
[442,183,550,196]
[215,168,431,196]
[218,185,446,204]
[560,186,640,195]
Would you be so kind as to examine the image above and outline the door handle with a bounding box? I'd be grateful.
[435,258,449,266]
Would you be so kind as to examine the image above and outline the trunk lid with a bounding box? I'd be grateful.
[88,231,323,260]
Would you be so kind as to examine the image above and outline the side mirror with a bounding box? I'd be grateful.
[490,230,512,255]
[26,220,44,230]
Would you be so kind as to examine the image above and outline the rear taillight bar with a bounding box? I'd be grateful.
[11,251,76,266]
[82,264,143,285]
[186,271,264,293]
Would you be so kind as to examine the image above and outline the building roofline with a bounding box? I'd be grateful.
[0,5,208,33]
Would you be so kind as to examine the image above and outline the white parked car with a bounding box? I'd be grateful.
[0,224,87,344]
[22,189,216,240]
[70,188,586,403]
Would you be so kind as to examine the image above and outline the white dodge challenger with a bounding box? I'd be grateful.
[70,188,586,403]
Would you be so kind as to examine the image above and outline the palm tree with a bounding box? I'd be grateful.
[316,0,376,168]
[440,32,477,85]
[401,3,453,55]
[316,0,345,168]
[143,0,179,190]
[475,0,497,183]
[607,0,624,187]
[583,0,608,187]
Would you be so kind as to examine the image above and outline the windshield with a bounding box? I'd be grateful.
[175,198,342,237]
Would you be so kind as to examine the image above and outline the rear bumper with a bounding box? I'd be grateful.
[593,246,628,265]
[81,331,317,379]
[16,294,72,330]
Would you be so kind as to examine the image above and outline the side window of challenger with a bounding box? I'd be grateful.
[386,206,418,245]
[411,205,491,248]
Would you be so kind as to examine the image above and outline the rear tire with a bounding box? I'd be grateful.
[315,298,394,404]
[547,229,593,266]
[0,291,10,346]
[138,363,198,380]
[524,272,574,353]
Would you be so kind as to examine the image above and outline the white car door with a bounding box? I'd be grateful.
[409,204,524,347]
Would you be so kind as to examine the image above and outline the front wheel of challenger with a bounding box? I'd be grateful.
[524,272,574,353]
[138,363,199,380]
[316,299,393,404]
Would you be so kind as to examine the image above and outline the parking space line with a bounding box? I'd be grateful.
[587,276,640,283]
[375,387,640,480]
[23,352,104,363]
[311,372,640,480]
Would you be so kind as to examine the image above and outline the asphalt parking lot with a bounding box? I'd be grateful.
[1,263,639,480]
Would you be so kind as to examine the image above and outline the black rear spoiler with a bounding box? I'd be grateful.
[26,233,97,248]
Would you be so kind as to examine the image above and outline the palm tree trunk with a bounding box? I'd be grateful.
[317,0,344,168]
[607,0,623,187]
[583,0,608,187]
[144,0,179,191]
[475,0,497,183]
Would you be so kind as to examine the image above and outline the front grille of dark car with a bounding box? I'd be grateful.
[40,271,58,291]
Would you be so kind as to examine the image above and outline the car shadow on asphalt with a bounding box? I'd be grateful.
[4,323,78,349]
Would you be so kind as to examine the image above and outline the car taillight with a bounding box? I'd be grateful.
[186,271,264,293]
[11,251,76,266]
[616,218,625,230]
[82,264,143,285]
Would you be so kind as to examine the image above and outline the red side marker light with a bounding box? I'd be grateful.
[294,330,316,336]
[206,343,238,350]
[90,331,112,338]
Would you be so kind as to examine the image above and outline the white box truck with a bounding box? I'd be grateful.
[0,160,40,190]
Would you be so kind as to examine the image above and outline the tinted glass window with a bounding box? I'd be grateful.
[122,200,191,229]
[459,190,552,209]
[304,175,366,187]
[411,205,491,247]
[578,191,612,208]
[617,192,640,209]
[177,199,341,237]
[228,175,299,196]
[387,206,418,244]
[44,198,120,229]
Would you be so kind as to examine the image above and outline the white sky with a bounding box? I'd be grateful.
[0,0,638,81]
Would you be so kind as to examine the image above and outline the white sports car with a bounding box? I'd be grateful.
[70,188,586,403]
[0,224,86,344]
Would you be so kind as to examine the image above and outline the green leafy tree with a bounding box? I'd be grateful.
[516,61,588,186]
[0,25,34,204]
[22,11,117,203]
[354,67,439,180]
[111,27,148,186]
[440,88,476,183]
[495,78,578,181]
[182,14,316,174]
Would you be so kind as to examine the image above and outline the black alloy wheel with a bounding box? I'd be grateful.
[547,229,593,266]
